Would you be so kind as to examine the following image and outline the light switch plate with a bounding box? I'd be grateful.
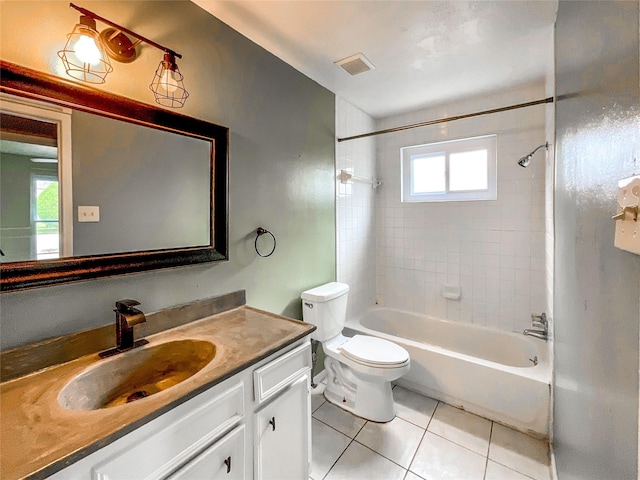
[614,175,640,255]
[78,206,100,222]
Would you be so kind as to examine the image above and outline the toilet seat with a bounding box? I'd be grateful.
[340,335,409,368]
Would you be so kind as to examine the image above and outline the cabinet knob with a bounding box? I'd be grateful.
[269,416,276,431]
[224,456,231,474]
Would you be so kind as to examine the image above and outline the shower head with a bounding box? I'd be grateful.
[517,154,533,168]
[517,142,549,168]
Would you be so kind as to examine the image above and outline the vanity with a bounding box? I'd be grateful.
[0,294,315,480]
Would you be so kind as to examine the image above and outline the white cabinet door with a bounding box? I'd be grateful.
[167,425,245,480]
[254,374,311,480]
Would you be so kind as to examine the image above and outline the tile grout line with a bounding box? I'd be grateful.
[321,417,370,480]
[423,402,496,461]
[403,429,428,479]
[425,429,493,459]
[351,438,412,474]
[311,399,326,414]
[489,459,540,480]
[311,414,357,440]
[321,436,356,480]
[404,400,440,479]
[483,421,494,480]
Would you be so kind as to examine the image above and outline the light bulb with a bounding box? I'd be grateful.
[159,68,180,93]
[73,33,102,66]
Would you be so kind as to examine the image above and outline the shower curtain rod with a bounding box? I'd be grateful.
[337,97,554,143]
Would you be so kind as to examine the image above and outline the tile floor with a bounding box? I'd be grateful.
[310,382,551,480]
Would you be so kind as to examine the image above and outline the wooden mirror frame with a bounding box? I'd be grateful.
[0,60,229,292]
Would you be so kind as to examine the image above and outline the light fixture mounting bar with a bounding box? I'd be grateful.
[69,3,182,59]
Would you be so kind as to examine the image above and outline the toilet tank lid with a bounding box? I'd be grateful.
[301,282,349,302]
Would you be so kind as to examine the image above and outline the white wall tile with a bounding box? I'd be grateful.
[374,83,549,333]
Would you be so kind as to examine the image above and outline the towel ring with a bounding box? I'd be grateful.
[255,227,276,257]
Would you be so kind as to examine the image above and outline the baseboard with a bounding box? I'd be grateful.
[312,369,327,386]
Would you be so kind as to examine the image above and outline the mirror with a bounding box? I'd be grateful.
[0,60,229,292]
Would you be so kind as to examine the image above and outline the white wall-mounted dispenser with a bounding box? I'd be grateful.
[613,174,640,255]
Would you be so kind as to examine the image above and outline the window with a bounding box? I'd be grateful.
[31,175,60,260]
[401,134,497,202]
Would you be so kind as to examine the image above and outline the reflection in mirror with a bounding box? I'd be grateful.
[71,110,211,256]
[0,96,212,261]
[0,98,73,262]
[1,113,59,262]
[0,60,229,292]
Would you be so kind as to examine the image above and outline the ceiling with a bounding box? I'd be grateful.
[193,1,557,119]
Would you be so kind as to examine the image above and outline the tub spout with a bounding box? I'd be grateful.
[523,329,547,340]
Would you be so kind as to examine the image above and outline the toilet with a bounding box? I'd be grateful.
[301,282,410,422]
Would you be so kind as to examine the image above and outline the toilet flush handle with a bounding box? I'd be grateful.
[304,302,313,309]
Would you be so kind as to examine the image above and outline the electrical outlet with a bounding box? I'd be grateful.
[78,206,100,222]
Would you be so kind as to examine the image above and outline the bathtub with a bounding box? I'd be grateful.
[344,307,551,438]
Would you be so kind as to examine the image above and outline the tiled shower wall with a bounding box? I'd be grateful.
[335,97,377,318]
[375,83,549,334]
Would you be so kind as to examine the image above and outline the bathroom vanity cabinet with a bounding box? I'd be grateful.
[48,340,312,480]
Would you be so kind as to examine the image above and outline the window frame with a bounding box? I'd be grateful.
[401,134,497,202]
[31,173,60,260]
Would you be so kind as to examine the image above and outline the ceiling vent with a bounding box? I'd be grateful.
[334,53,375,76]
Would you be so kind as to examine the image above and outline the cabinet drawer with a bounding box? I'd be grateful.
[92,382,244,480]
[253,341,311,404]
[167,425,245,480]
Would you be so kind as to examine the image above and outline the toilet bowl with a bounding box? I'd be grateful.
[301,282,410,422]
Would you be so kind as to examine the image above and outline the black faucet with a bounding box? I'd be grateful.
[100,299,148,358]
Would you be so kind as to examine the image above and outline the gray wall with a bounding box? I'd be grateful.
[71,111,210,255]
[554,1,639,478]
[0,154,58,262]
[0,1,336,349]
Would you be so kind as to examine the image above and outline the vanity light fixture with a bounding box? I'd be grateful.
[57,12,113,83]
[57,3,189,108]
[149,53,189,108]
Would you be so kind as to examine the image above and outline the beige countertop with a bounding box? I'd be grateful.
[0,306,314,480]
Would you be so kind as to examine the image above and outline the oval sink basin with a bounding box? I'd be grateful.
[58,339,216,411]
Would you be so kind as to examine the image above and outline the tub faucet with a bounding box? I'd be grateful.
[523,328,547,340]
[523,312,548,341]
[100,299,148,358]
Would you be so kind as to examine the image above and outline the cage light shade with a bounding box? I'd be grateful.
[149,54,189,108]
[57,15,113,84]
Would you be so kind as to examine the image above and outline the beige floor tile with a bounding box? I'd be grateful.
[427,403,492,455]
[485,460,535,480]
[312,392,326,413]
[310,418,352,480]
[410,431,486,480]
[313,401,367,438]
[393,386,438,428]
[489,424,550,480]
[324,441,406,480]
[355,416,425,468]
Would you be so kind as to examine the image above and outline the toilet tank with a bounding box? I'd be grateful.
[301,282,349,341]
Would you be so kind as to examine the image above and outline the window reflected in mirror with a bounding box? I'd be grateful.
[32,175,60,259]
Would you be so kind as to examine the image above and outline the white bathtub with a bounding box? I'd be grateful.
[344,307,551,438]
